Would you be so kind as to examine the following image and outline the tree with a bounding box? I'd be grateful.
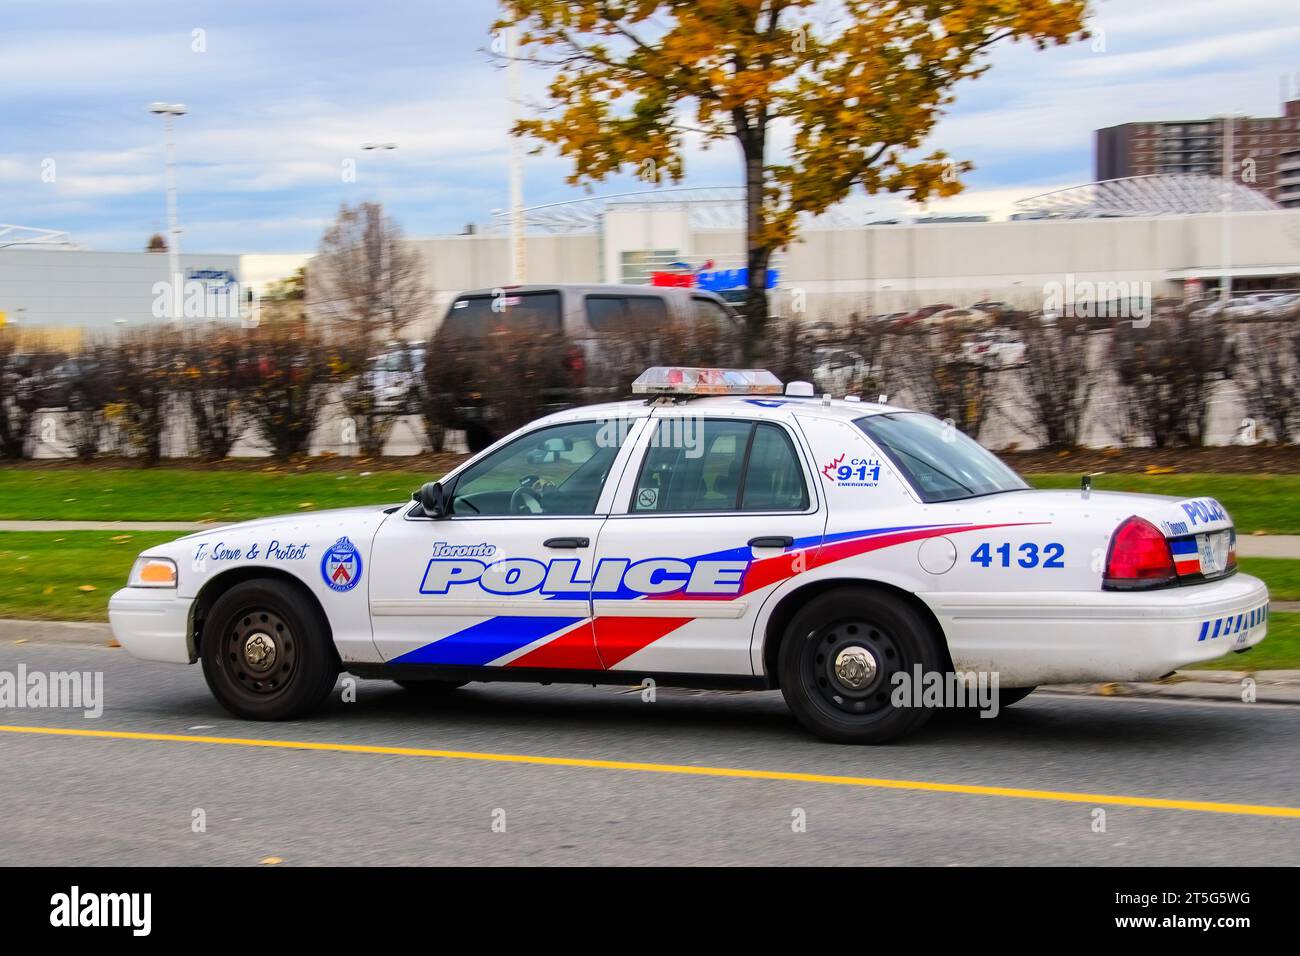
[309,203,429,456]
[498,0,1088,360]
[1007,315,1094,449]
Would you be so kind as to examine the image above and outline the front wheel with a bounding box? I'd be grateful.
[778,588,943,744]
[200,580,339,720]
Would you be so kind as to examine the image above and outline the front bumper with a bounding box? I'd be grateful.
[108,587,196,664]
[926,573,1270,686]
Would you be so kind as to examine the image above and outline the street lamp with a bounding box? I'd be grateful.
[360,143,399,334]
[149,102,187,321]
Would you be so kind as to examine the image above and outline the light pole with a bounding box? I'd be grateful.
[149,102,187,321]
[361,143,399,339]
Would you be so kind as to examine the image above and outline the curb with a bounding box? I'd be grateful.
[3,619,1298,705]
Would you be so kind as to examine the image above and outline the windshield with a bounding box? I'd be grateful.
[855,413,1028,503]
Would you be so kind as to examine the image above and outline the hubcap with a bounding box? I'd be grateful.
[243,632,277,672]
[223,609,296,696]
[833,645,877,689]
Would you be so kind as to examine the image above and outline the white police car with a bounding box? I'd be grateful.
[109,367,1270,743]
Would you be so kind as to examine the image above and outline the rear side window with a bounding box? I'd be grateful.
[692,297,735,335]
[442,291,562,339]
[633,419,809,513]
[585,295,669,332]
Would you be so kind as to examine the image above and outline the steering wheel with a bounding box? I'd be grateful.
[509,485,543,514]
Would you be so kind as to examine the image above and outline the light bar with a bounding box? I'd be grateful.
[632,367,783,396]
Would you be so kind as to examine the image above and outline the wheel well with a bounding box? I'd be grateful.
[761,578,953,687]
[190,567,332,655]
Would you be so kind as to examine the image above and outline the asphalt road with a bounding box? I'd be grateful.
[1,640,1298,866]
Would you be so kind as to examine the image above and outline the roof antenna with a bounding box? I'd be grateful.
[1081,471,1104,499]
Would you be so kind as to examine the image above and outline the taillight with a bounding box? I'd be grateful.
[1103,516,1177,590]
[563,346,586,386]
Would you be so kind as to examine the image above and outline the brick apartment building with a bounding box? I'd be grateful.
[1095,98,1300,204]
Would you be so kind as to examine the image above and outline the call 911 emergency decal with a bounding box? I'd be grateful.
[321,536,363,592]
[821,453,883,489]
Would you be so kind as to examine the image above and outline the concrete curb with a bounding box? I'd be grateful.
[2,618,1297,705]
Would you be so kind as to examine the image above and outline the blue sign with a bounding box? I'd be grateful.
[695,268,779,292]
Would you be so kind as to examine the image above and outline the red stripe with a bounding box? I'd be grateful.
[590,616,691,669]
[507,622,603,669]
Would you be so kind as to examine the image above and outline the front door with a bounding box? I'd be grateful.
[368,416,645,670]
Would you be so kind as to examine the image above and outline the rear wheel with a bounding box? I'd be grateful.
[200,580,338,720]
[778,588,942,744]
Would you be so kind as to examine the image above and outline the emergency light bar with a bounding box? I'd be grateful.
[631,367,783,396]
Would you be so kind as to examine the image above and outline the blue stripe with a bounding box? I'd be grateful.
[1169,538,1198,556]
[1211,619,1222,639]
[391,616,582,665]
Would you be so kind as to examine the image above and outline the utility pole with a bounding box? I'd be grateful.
[149,102,187,321]
[507,25,526,284]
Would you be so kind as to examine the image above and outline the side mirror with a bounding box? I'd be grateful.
[417,480,449,518]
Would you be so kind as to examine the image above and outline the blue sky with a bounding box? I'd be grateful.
[2,0,1298,252]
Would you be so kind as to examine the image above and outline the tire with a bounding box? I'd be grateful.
[998,686,1036,708]
[394,679,468,695]
[200,580,339,720]
[778,587,943,744]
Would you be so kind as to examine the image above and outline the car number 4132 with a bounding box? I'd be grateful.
[970,542,1065,569]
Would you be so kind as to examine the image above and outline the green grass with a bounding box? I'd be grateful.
[0,531,177,621]
[1238,558,1300,602]
[1188,612,1300,671]
[0,468,430,522]
[1026,473,1300,535]
[0,468,1294,532]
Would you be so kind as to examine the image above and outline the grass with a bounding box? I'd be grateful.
[0,467,1296,532]
[1026,473,1300,535]
[0,468,430,522]
[1238,558,1300,602]
[0,531,177,621]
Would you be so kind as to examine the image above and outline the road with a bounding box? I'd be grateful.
[1,640,1297,866]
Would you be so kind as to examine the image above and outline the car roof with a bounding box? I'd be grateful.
[527,393,914,428]
[452,283,730,302]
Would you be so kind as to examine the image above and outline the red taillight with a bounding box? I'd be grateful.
[1103,516,1177,590]
[563,346,586,386]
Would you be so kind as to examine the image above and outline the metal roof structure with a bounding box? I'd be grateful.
[488,186,860,233]
[1014,174,1280,219]
[0,224,75,249]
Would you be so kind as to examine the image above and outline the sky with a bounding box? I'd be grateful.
[1,0,1298,253]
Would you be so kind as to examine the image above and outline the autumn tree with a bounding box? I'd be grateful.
[498,0,1088,360]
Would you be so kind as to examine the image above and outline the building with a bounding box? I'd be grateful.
[1095,98,1300,203]
[4,181,1300,334]
[1278,146,1300,209]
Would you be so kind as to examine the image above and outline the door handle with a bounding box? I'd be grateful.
[748,535,794,549]
[544,537,590,549]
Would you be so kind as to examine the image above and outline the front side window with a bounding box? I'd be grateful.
[449,420,626,516]
[585,295,669,332]
[855,413,1027,503]
[633,419,809,513]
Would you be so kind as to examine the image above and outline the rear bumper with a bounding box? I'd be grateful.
[925,573,1270,686]
[108,587,196,664]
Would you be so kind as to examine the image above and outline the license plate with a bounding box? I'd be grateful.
[1197,531,1230,576]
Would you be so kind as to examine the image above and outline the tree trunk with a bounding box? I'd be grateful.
[741,128,770,365]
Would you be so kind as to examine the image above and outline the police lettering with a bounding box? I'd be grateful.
[419,557,750,596]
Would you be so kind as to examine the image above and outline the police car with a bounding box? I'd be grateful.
[109,367,1270,743]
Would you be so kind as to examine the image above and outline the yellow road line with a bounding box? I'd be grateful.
[2,722,1297,820]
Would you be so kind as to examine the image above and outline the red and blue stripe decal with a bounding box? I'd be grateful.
[1170,537,1200,576]
[391,522,1027,669]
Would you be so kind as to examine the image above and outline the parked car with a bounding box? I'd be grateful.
[432,284,743,450]
[960,329,1026,368]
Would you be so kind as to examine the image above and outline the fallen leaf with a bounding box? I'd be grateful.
[105,638,121,648]
[14,639,27,645]
[78,584,97,592]
[260,856,283,866]
[297,502,315,509]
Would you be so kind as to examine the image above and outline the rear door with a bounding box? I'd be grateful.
[588,408,825,676]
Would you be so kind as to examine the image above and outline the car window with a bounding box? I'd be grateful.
[855,412,1027,503]
[633,419,808,513]
[585,295,669,332]
[442,291,562,339]
[741,424,810,511]
[692,297,734,335]
[449,420,625,516]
